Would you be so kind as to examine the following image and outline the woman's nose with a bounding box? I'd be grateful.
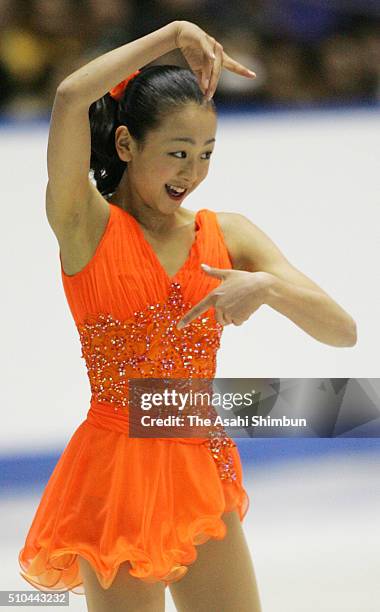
[180,161,198,184]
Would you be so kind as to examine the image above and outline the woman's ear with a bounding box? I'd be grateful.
[114,125,134,162]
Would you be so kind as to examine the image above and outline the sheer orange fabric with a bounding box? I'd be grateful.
[18,203,250,594]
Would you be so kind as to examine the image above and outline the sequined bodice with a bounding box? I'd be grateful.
[59,202,237,481]
[77,281,223,408]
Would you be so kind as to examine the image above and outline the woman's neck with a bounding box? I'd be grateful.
[110,184,193,235]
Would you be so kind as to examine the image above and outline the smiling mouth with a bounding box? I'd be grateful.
[165,184,188,199]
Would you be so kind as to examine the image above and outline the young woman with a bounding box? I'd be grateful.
[18,20,357,612]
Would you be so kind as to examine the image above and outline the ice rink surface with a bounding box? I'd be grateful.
[2,449,379,612]
[2,107,379,610]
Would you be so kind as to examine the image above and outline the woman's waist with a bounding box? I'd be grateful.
[85,394,228,443]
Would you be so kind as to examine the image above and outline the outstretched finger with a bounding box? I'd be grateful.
[176,293,215,329]
[222,50,256,78]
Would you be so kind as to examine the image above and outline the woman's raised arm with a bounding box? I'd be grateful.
[46,22,179,236]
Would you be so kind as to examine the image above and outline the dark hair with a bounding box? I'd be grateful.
[88,64,216,197]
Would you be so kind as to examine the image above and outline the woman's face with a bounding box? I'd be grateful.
[115,102,217,214]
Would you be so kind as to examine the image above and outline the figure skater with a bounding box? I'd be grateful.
[18,20,357,612]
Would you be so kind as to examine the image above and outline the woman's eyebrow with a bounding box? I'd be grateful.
[166,137,216,145]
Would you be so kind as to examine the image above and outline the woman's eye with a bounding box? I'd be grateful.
[170,151,186,159]
[169,151,213,160]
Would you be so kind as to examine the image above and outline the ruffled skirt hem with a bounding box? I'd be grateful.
[18,415,250,594]
[19,494,249,594]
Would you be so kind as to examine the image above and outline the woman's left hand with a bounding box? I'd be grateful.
[176,265,271,329]
[174,21,256,100]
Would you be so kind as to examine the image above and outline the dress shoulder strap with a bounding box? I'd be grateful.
[198,208,233,271]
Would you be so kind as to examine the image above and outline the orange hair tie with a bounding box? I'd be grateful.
[108,69,141,101]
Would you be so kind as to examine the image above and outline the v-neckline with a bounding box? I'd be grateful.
[110,203,203,283]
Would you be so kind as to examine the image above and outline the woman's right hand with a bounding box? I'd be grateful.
[174,20,256,101]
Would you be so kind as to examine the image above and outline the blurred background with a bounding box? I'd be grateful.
[0,0,379,117]
[1,2,380,611]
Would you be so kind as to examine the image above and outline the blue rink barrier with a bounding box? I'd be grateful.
[1,439,379,494]
[0,101,379,131]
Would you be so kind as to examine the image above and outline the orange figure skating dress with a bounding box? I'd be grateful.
[18,202,249,594]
